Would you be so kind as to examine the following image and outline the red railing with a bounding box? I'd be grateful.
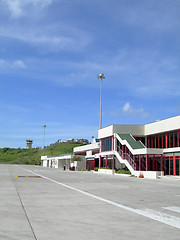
[117,145,137,170]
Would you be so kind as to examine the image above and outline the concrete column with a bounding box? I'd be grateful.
[114,137,117,151]
[145,136,147,147]
[112,155,115,170]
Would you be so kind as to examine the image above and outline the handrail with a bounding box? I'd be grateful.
[117,145,137,170]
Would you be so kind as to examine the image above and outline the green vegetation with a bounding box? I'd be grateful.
[100,166,112,169]
[94,167,130,174]
[115,168,131,174]
[72,155,82,162]
[0,143,83,165]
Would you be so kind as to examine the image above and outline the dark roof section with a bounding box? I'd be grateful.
[118,133,145,149]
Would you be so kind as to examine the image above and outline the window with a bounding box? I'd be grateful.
[159,135,162,148]
[175,132,178,147]
[170,157,173,175]
[101,137,112,152]
[147,129,180,149]
[175,157,179,175]
[163,135,166,148]
[170,132,173,148]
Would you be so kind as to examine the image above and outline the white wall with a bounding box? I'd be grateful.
[98,115,180,139]
[145,115,180,135]
[133,171,164,179]
[98,124,145,139]
[86,150,92,156]
[41,155,86,170]
[98,125,114,139]
[113,125,144,136]
[74,142,99,153]
[115,158,124,169]
[42,159,47,167]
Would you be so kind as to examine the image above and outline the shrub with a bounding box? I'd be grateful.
[115,168,131,174]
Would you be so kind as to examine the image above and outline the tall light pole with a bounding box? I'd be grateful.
[97,73,105,129]
[43,124,46,155]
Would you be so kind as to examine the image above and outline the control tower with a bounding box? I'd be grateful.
[26,139,33,149]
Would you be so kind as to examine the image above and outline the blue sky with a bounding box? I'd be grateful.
[0,0,180,148]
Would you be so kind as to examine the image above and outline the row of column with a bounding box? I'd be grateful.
[137,155,163,171]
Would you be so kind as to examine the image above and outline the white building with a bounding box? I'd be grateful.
[41,115,180,178]
[41,154,86,170]
[74,115,180,178]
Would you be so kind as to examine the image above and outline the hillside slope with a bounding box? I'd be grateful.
[0,143,83,165]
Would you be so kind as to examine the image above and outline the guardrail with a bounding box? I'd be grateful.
[117,145,137,170]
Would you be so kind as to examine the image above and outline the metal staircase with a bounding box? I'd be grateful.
[115,145,136,174]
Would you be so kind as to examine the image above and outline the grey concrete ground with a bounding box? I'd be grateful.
[0,164,180,240]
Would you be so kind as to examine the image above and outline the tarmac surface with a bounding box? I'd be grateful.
[0,164,180,240]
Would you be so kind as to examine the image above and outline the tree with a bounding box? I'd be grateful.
[72,155,81,162]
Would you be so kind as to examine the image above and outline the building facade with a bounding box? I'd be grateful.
[74,116,180,177]
[41,154,86,170]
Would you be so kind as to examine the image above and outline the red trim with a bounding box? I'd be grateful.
[139,155,141,171]
[165,133,167,148]
[86,159,95,170]
[75,152,86,156]
[163,156,180,176]
[112,155,114,170]
[173,158,176,176]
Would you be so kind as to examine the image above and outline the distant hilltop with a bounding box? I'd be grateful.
[50,138,89,146]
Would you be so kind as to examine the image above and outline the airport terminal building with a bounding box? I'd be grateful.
[42,115,180,178]
[73,115,180,177]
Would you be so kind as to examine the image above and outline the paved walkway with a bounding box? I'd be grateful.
[0,164,180,240]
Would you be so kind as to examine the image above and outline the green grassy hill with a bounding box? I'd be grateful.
[0,143,83,165]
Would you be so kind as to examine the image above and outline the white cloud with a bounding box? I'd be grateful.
[4,0,23,18]
[0,58,26,69]
[110,102,150,119]
[122,102,150,119]
[0,58,7,66]
[12,60,26,68]
[0,23,91,53]
[122,102,131,112]
[3,0,53,18]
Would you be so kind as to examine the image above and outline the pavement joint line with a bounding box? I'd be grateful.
[15,176,43,178]
[10,167,38,240]
[20,166,180,230]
